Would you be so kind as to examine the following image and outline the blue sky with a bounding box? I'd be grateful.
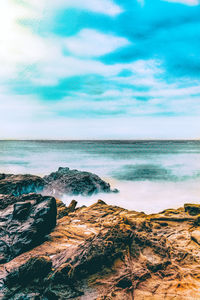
[0,0,200,139]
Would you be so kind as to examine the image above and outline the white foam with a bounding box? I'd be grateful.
[62,178,200,214]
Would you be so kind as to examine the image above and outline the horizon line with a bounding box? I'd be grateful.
[0,138,199,142]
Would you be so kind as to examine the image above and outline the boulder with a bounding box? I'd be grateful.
[0,174,45,197]
[43,167,118,196]
[0,193,57,263]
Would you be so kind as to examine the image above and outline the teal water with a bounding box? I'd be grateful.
[0,140,200,212]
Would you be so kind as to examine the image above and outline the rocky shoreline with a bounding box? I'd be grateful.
[0,168,200,299]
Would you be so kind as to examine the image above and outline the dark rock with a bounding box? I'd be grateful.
[43,167,117,196]
[0,194,57,263]
[8,293,41,300]
[13,202,32,220]
[0,174,45,197]
[67,199,77,212]
[184,203,200,216]
[116,277,132,289]
[4,256,52,288]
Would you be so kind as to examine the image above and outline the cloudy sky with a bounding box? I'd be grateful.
[1,0,200,139]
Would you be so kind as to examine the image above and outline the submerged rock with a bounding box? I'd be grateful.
[43,167,118,196]
[0,193,57,264]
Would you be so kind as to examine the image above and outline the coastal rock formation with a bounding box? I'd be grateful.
[0,168,118,199]
[0,193,57,264]
[43,167,118,197]
[0,174,45,196]
[1,199,200,299]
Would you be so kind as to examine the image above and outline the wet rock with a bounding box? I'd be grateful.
[0,194,57,263]
[0,174,45,197]
[43,167,118,196]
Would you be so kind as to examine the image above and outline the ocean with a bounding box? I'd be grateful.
[0,140,200,213]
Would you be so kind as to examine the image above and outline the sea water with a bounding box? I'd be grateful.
[0,140,200,213]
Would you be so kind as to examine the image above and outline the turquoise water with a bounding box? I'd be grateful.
[0,140,200,212]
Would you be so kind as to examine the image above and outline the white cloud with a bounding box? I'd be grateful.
[26,0,123,17]
[163,0,199,6]
[64,29,129,57]
[0,0,123,83]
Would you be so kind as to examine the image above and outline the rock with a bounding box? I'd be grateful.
[4,256,52,288]
[191,230,200,245]
[2,199,200,299]
[184,203,200,216]
[0,193,57,263]
[51,226,133,282]
[0,168,118,200]
[13,202,32,220]
[43,167,118,196]
[116,276,133,289]
[0,174,45,197]
[56,199,77,219]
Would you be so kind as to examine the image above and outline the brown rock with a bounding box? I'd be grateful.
[1,200,200,299]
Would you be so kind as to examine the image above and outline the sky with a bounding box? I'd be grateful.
[0,0,200,139]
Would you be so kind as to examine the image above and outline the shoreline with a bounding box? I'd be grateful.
[0,168,200,298]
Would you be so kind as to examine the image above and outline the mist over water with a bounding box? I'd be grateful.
[0,140,200,213]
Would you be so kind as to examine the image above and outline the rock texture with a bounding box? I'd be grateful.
[1,200,200,299]
[43,167,118,197]
[0,168,117,199]
[0,174,45,196]
[0,193,57,264]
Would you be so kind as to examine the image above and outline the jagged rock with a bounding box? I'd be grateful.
[0,168,118,199]
[56,199,77,219]
[51,225,133,282]
[43,167,118,196]
[0,174,45,197]
[0,193,57,264]
[2,200,200,299]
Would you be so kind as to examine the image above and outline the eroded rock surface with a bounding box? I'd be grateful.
[0,193,57,264]
[1,200,200,299]
[43,167,118,197]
